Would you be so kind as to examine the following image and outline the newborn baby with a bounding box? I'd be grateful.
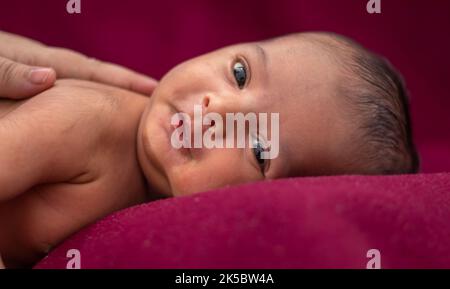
[0,32,419,267]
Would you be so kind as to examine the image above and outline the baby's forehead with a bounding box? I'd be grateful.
[253,35,349,140]
[257,36,343,100]
[263,32,355,64]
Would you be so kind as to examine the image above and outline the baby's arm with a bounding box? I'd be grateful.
[0,83,106,202]
[0,119,57,201]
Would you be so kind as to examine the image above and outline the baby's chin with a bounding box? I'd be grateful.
[136,101,185,197]
[136,109,163,193]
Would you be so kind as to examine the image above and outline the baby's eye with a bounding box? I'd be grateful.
[252,138,269,173]
[233,61,247,89]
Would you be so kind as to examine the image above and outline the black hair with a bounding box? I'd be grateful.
[351,50,419,173]
[314,32,420,174]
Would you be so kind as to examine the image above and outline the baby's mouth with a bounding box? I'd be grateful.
[168,102,221,158]
[166,104,193,159]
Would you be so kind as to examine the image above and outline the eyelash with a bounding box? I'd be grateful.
[231,57,265,174]
[252,136,270,176]
[232,57,249,89]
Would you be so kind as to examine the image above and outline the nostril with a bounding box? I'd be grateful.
[174,119,183,129]
[203,96,210,108]
[211,120,215,126]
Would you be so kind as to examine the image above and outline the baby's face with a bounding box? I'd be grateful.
[138,34,357,197]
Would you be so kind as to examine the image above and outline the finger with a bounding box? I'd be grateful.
[0,32,158,95]
[48,48,158,95]
[0,56,56,99]
[84,57,158,95]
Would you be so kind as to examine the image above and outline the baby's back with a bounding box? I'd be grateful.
[0,79,149,267]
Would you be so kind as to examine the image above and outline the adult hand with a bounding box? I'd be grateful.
[0,55,56,99]
[0,31,158,99]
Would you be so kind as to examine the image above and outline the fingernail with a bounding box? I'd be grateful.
[28,68,52,84]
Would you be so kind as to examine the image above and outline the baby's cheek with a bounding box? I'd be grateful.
[170,165,229,196]
[170,152,252,196]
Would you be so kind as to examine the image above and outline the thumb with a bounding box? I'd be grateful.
[0,56,56,99]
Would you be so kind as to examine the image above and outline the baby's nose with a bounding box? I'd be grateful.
[200,93,236,117]
[202,96,210,110]
[200,95,212,133]
[200,95,226,139]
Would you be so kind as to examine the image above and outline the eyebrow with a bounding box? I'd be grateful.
[254,44,267,69]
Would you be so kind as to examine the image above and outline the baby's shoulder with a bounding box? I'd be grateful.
[20,79,147,136]
[0,79,148,161]
[38,79,146,116]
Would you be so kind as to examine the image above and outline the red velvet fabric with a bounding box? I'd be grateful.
[36,173,450,269]
[1,0,449,268]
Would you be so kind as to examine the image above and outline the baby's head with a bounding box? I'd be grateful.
[137,32,419,197]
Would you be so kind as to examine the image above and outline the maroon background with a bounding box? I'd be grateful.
[1,0,449,172]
